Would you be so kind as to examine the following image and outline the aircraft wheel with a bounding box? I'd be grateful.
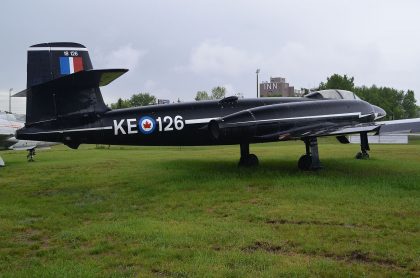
[298,154,312,171]
[355,151,369,160]
[27,149,36,162]
[238,154,259,167]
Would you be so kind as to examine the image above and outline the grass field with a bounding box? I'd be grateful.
[0,139,419,277]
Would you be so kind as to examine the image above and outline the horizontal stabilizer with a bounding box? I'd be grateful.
[14,69,128,97]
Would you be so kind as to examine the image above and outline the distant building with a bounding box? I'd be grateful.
[260,77,303,97]
[157,99,170,105]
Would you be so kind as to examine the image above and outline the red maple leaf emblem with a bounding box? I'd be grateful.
[143,120,151,129]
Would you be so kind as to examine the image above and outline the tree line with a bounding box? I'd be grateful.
[110,93,156,109]
[109,86,229,109]
[109,74,419,119]
[318,74,418,120]
[194,86,226,101]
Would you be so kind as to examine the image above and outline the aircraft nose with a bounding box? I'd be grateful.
[373,105,386,120]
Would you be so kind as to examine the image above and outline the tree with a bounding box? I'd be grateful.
[211,86,226,99]
[110,98,131,109]
[402,90,417,118]
[355,86,405,120]
[129,93,156,106]
[195,86,227,101]
[318,74,355,91]
[195,91,210,101]
[110,92,156,109]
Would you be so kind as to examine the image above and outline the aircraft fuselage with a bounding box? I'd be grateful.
[17,97,377,148]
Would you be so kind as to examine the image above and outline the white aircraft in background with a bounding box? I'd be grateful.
[0,111,57,166]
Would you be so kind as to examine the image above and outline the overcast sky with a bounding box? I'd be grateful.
[1,0,419,114]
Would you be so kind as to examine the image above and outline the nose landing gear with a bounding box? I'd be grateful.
[298,137,322,171]
[355,132,370,159]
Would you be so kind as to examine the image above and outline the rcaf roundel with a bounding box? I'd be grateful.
[138,116,156,134]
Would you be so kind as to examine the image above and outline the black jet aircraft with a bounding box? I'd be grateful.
[14,42,420,170]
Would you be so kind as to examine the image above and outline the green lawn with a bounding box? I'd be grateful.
[0,140,419,277]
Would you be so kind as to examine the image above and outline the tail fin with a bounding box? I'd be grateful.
[27,42,93,87]
[14,42,127,125]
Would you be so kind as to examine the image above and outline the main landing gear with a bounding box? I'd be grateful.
[298,137,322,171]
[238,143,259,167]
[27,148,36,162]
[355,132,370,159]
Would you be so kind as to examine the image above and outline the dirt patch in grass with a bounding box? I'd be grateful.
[242,241,296,254]
[325,250,399,267]
[243,241,410,271]
[266,219,362,228]
[151,268,188,278]
[265,218,420,235]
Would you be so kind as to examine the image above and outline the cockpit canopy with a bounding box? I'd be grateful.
[305,89,361,100]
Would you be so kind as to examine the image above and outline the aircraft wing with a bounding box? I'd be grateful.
[328,118,420,137]
[283,118,420,139]
[219,116,420,142]
[10,146,51,151]
[0,134,18,150]
[262,125,371,140]
[0,133,13,141]
[9,140,59,151]
[273,118,420,139]
[375,118,420,135]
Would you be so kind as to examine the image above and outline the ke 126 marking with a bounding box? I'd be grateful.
[113,115,185,135]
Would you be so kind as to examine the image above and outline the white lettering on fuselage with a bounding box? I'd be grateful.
[127,118,138,134]
[113,115,185,135]
[113,119,126,135]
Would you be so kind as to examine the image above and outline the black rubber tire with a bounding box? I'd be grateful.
[355,152,369,159]
[298,154,312,170]
[238,154,259,167]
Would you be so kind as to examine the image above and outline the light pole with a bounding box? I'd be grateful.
[9,88,13,113]
[256,69,260,98]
